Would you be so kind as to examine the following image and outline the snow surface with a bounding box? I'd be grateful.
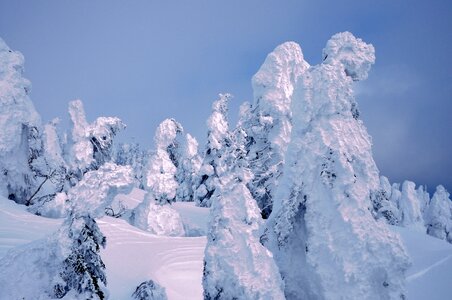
[0,194,451,299]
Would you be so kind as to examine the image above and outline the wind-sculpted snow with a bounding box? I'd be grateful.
[67,99,93,172]
[266,32,410,299]
[194,94,232,207]
[67,100,126,176]
[425,185,452,243]
[203,136,285,299]
[322,31,375,81]
[69,162,134,218]
[245,41,309,218]
[131,193,186,237]
[0,37,41,200]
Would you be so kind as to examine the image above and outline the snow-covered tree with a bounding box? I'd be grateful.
[0,37,42,203]
[132,280,168,300]
[243,41,309,218]
[203,122,284,300]
[52,215,108,300]
[425,185,452,243]
[145,119,183,204]
[264,32,410,299]
[371,176,401,225]
[114,142,148,188]
[398,180,425,230]
[66,100,126,184]
[50,162,134,298]
[175,133,202,201]
[194,94,232,207]
[66,99,93,180]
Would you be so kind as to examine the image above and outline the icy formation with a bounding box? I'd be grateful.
[194,94,232,207]
[67,100,126,181]
[67,99,93,176]
[265,32,410,299]
[371,175,401,225]
[425,185,452,243]
[0,37,42,202]
[203,127,284,300]
[131,193,185,237]
[69,162,134,218]
[88,116,126,166]
[175,133,202,201]
[244,42,309,218]
[145,119,184,204]
[398,181,425,230]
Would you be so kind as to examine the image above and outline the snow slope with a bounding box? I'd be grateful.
[0,193,451,299]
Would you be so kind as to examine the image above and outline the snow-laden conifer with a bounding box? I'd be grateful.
[203,124,284,300]
[145,119,183,204]
[243,41,309,218]
[265,32,410,299]
[114,142,148,189]
[425,185,452,243]
[0,37,42,203]
[194,94,232,207]
[66,100,125,183]
[175,133,202,201]
[398,181,425,230]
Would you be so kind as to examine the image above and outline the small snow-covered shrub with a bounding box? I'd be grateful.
[132,280,168,300]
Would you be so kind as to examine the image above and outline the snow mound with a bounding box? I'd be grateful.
[131,194,185,237]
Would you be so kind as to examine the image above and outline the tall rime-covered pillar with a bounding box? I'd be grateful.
[265,32,410,300]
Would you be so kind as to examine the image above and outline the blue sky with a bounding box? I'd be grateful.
[0,0,451,192]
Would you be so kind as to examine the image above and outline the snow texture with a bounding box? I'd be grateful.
[69,162,134,218]
[425,185,452,242]
[398,181,425,231]
[194,94,232,207]
[266,32,410,300]
[132,280,168,300]
[203,141,284,299]
[0,37,41,202]
[131,193,186,237]
[245,41,309,218]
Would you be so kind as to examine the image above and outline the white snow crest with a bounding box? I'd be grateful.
[322,31,375,81]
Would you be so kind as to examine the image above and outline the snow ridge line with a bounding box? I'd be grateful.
[406,253,452,282]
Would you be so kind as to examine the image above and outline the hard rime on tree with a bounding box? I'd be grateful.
[52,215,108,300]
[425,185,452,243]
[175,133,202,202]
[67,100,126,183]
[145,118,183,204]
[243,42,309,218]
[0,37,42,204]
[203,122,284,300]
[265,32,410,299]
[194,94,232,207]
[131,280,168,300]
[113,142,149,189]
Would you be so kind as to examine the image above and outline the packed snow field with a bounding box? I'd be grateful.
[1,31,452,299]
[1,191,451,299]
